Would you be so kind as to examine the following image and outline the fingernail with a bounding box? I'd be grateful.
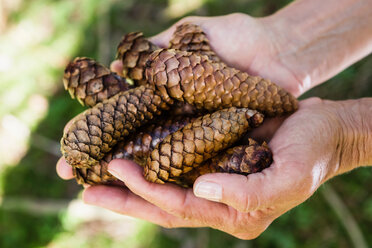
[107,168,120,180]
[194,181,222,202]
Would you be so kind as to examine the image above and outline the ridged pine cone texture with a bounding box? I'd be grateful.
[144,107,264,184]
[72,116,191,185]
[73,160,115,185]
[146,49,298,116]
[72,115,271,187]
[116,32,159,85]
[61,86,169,169]
[116,23,218,86]
[61,23,298,186]
[169,23,221,62]
[178,139,272,187]
[208,139,272,174]
[63,57,130,107]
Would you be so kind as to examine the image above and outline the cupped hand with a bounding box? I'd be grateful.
[57,97,352,239]
[57,13,299,182]
[111,13,306,97]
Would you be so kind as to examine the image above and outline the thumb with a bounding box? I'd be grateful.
[193,163,301,213]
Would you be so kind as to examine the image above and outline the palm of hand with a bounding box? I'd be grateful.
[77,98,340,239]
[153,14,304,97]
[57,14,335,239]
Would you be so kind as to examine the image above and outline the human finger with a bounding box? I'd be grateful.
[107,159,231,225]
[83,185,201,228]
[110,60,124,76]
[56,157,74,180]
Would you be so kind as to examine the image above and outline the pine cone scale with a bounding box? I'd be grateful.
[61,23,297,186]
[143,107,264,183]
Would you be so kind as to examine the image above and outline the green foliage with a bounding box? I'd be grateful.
[0,209,63,248]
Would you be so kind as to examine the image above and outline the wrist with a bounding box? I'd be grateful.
[262,0,372,96]
[335,98,372,174]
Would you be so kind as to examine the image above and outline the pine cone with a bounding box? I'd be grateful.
[62,23,298,187]
[73,116,192,185]
[146,49,298,116]
[209,139,272,174]
[116,23,218,86]
[170,23,220,62]
[73,160,115,185]
[72,108,268,186]
[117,32,159,85]
[144,107,264,184]
[72,117,271,186]
[61,85,170,169]
[63,57,130,107]
[178,139,272,187]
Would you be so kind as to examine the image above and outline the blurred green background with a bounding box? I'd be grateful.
[0,0,371,247]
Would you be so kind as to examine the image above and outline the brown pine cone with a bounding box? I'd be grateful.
[145,49,298,116]
[116,23,218,86]
[73,116,193,185]
[114,115,193,166]
[63,57,195,116]
[73,135,272,186]
[116,32,159,85]
[73,108,268,186]
[173,161,224,187]
[73,160,115,185]
[144,107,264,184]
[63,57,130,107]
[177,139,272,187]
[208,139,272,174]
[63,23,297,187]
[61,85,170,169]
[170,23,220,62]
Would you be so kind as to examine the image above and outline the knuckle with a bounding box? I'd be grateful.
[160,219,176,229]
[235,232,261,240]
[166,191,193,220]
[240,189,260,213]
[227,12,247,20]
[227,212,266,240]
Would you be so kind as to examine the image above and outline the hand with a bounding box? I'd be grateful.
[111,13,306,97]
[57,13,305,180]
[57,97,370,239]
[111,0,372,98]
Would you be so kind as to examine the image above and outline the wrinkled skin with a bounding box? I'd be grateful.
[112,14,305,97]
[58,97,369,239]
[57,13,371,239]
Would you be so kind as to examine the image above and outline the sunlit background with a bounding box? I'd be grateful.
[0,0,371,247]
